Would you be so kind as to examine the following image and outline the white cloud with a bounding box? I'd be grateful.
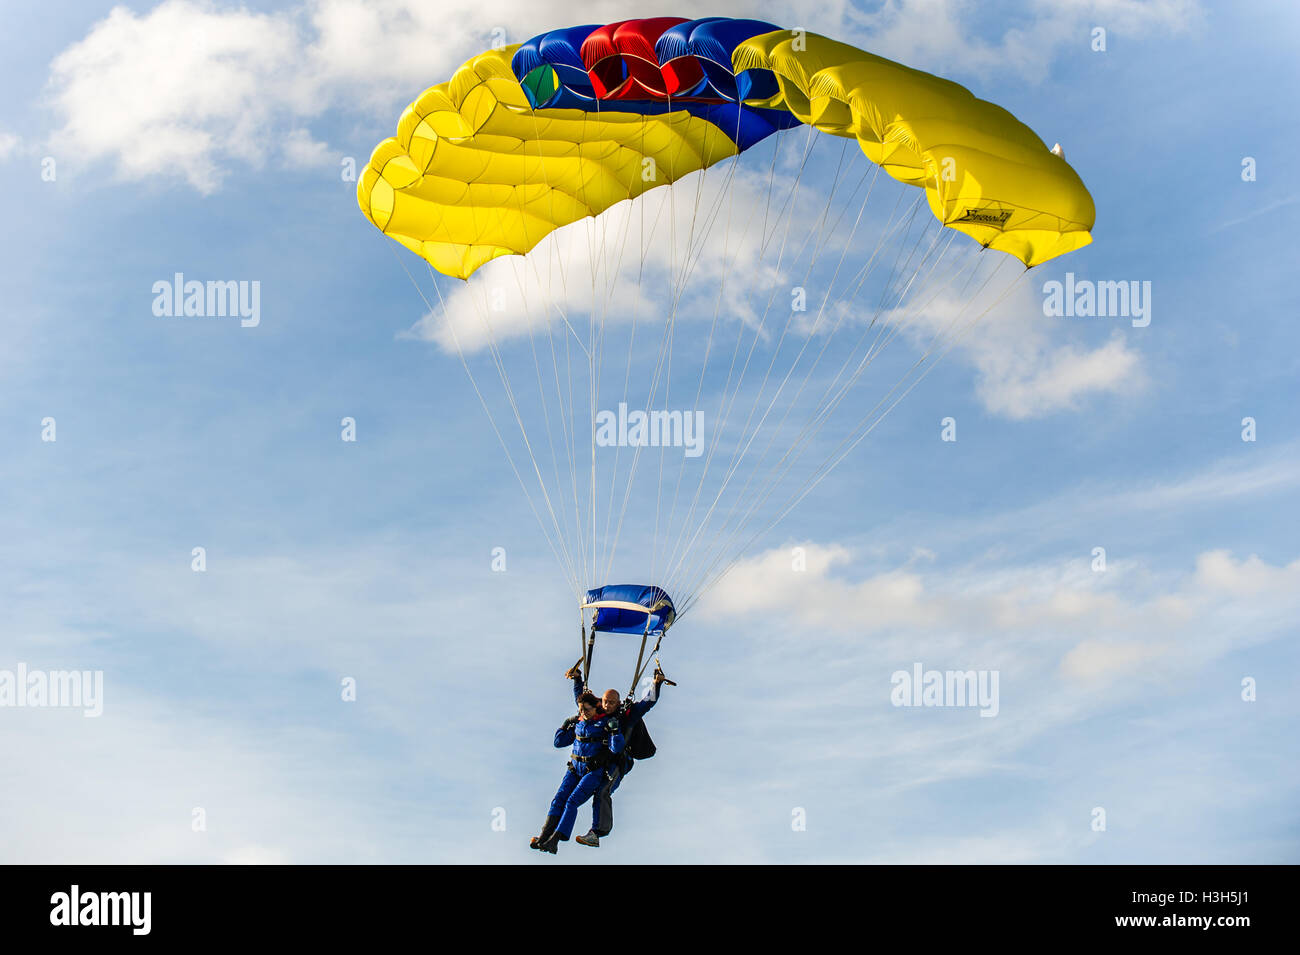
[698,540,1300,687]
[886,279,1145,419]
[0,700,392,863]
[0,132,19,160]
[408,163,791,353]
[976,330,1142,419]
[281,127,333,168]
[1059,637,1168,681]
[48,1,300,192]
[1194,548,1300,596]
[845,0,1199,82]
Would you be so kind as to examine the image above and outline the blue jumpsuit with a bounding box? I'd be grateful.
[570,675,659,837]
[548,710,625,840]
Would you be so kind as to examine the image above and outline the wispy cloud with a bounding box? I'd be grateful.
[845,0,1200,82]
[885,281,1145,419]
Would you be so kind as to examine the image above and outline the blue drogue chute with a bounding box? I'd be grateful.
[578,584,676,694]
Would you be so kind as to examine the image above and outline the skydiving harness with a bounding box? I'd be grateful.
[567,725,618,773]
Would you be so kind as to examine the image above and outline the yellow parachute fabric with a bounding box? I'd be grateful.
[358,32,1094,278]
[357,46,740,279]
[730,32,1094,267]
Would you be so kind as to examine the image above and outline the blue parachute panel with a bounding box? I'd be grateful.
[584,584,677,635]
[510,17,799,150]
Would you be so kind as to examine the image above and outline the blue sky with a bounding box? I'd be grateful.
[1,0,1297,864]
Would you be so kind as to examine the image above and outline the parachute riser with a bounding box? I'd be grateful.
[627,616,651,700]
[581,612,598,689]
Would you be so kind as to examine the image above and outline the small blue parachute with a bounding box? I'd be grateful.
[583,584,676,635]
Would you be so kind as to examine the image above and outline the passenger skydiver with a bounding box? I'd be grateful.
[530,688,625,854]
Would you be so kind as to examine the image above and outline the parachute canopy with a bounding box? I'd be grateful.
[358,16,1100,668]
[358,16,1095,278]
[583,584,677,635]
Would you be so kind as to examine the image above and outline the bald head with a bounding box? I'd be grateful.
[601,689,621,713]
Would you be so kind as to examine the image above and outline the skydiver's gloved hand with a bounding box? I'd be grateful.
[653,665,674,687]
[562,716,579,732]
[564,664,582,681]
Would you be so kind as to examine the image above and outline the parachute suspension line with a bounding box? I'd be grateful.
[432,264,590,600]
[584,106,599,596]
[593,161,681,591]
[660,133,864,597]
[661,155,880,598]
[651,134,807,599]
[598,123,790,595]
[710,196,948,531]
[593,120,654,592]
[462,274,584,586]
[516,106,591,595]
[663,136,892,597]
[671,137,857,555]
[730,228,964,536]
[655,132,761,595]
[684,264,1026,615]
[675,224,961,601]
[650,96,720,593]
[690,125,825,501]
[674,221,966,603]
[500,142,598,586]
[511,257,581,581]
[657,136,860,586]
[384,243,580,598]
[564,96,605,596]
[589,109,661,594]
[596,173,651,588]
[599,138,749,589]
[547,278,586,596]
[589,105,705,596]
[681,254,1025,615]
[775,207,956,450]
[669,195,964,604]
[647,89,702,595]
[674,126,822,533]
[595,179,654,590]
[599,103,734,591]
[797,256,1023,503]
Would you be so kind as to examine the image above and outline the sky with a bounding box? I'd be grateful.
[1,0,1298,865]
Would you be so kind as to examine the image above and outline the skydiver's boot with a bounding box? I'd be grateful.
[575,830,601,847]
[537,831,563,854]
[530,815,559,851]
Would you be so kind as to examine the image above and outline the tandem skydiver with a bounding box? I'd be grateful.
[530,688,625,854]
[566,661,672,848]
